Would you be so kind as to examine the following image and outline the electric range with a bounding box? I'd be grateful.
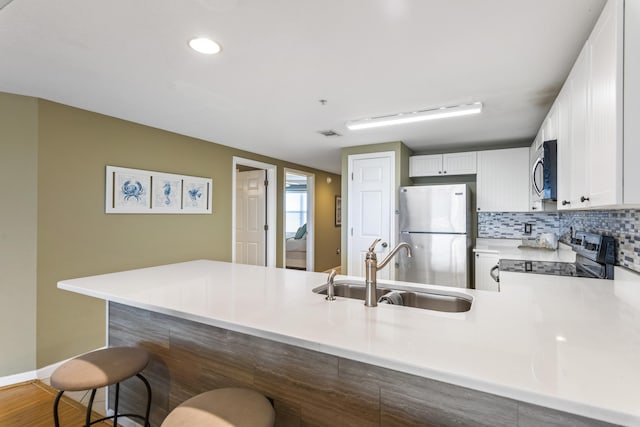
[499,232,616,280]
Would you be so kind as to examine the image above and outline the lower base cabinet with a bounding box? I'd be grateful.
[475,252,500,291]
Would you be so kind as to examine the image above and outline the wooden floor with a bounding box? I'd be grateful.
[0,381,113,427]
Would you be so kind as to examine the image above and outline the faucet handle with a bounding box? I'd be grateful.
[368,238,382,253]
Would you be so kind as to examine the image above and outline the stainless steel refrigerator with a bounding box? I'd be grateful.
[397,184,471,288]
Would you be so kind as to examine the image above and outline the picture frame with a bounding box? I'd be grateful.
[335,195,342,227]
[182,177,212,213]
[106,166,152,213]
[105,166,213,214]
[152,174,183,212]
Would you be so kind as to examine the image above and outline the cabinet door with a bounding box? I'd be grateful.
[587,0,623,207]
[474,252,500,291]
[556,86,572,210]
[409,155,443,177]
[477,148,529,212]
[570,46,590,209]
[443,152,477,175]
[542,105,558,142]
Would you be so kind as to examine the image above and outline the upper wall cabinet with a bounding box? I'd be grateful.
[409,151,477,177]
[477,147,529,212]
[556,0,640,209]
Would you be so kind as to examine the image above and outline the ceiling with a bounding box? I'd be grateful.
[0,0,605,174]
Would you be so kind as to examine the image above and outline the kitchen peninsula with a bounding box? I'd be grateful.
[59,260,640,426]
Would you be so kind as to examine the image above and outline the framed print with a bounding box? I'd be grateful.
[152,174,182,211]
[335,195,341,227]
[182,177,212,213]
[106,166,152,213]
[106,166,212,214]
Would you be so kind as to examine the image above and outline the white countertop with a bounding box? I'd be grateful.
[474,238,577,262]
[58,260,640,426]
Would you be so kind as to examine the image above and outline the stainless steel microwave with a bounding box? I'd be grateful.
[531,140,557,202]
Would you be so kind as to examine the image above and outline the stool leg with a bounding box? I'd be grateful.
[53,390,64,427]
[85,389,97,427]
[113,383,120,427]
[136,373,152,427]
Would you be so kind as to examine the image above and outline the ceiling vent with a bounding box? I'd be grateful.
[317,130,342,137]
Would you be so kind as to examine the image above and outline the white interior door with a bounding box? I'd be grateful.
[348,152,395,279]
[236,169,266,266]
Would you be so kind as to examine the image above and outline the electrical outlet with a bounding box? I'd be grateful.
[524,223,533,234]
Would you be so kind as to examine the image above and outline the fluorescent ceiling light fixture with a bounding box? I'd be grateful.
[346,102,483,130]
[188,37,222,55]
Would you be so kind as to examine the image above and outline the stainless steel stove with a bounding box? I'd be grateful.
[499,232,616,280]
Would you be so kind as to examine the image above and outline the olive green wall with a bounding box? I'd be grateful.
[0,93,38,376]
[340,141,411,274]
[0,95,341,371]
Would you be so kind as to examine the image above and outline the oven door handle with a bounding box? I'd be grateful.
[490,264,500,283]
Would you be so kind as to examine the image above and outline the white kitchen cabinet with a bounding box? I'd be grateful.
[558,45,591,210]
[474,252,500,291]
[542,105,558,142]
[476,147,529,212]
[586,0,623,207]
[409,152,476,177]
[409,154,443,177]
[556,0,634,210]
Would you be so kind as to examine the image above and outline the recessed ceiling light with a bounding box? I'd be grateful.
[188,37,222,55]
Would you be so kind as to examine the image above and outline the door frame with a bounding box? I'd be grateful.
[283,168,315,271]
[232,157,277,267]
[347,151,396,278]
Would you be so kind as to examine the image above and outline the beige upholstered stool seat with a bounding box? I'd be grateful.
[51,347,149,391]
[161,388,275,427]
[50,346,152,426]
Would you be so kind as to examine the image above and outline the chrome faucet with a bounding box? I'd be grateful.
[364,239,412,307]
[325,269,337,301]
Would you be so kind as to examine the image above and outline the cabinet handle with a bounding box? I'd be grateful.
[443,170,447,174]
[562,200,571,206]
[477,208,481,211]
[580,196,590,203]
[438,171,442,174]
[490,265,500,283]
[531,206,537,210]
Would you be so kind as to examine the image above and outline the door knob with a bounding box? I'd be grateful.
[580,196,590,203]
[381,242,388,248]
[562,200,570,206]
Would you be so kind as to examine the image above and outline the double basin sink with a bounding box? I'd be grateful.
[312,280,472,313]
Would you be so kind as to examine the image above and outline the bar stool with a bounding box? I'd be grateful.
[161,388,275,427]
[50,346,152,427]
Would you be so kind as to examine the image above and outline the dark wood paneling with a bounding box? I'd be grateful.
[340,357,519,427]
[109,302,617,427]
[518,402,622,427]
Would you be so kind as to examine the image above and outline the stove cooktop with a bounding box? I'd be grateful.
[498,259,603,279]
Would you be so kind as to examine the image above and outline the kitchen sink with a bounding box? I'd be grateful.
[312,280,472,313]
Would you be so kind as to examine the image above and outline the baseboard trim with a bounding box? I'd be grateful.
[0,370,37,387]
[0,346,107,388]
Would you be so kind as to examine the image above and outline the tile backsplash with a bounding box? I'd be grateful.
[477,212,559,238]
[478,209,640,273]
